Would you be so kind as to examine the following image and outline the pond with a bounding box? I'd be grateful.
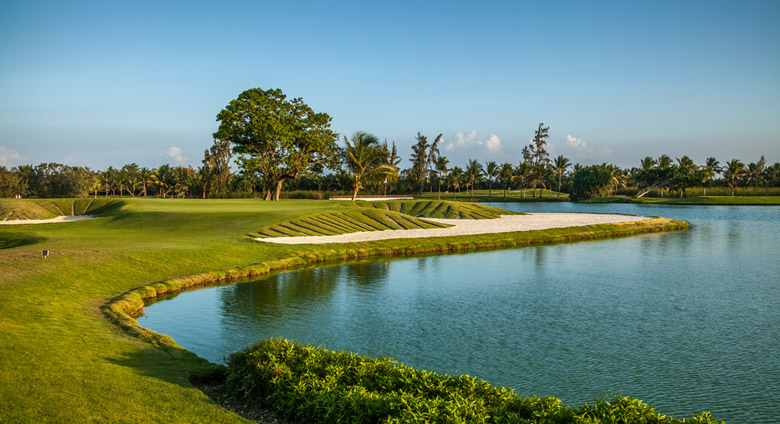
[140,203,779,423]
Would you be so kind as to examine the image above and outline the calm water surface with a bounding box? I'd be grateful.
[141,203,780,423]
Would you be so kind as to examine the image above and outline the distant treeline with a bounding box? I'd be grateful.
[1,152,777,200]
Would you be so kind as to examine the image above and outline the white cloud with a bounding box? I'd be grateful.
[165,146,188,164]
[566,134,587,149]
[0,146,22,167]
[442,131,501,154]
[485,134,501,153]
[560,135,612,162]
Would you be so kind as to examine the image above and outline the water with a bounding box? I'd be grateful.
[140,203,780,423]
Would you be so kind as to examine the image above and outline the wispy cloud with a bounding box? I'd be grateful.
[0,146,22,167]
[559,134,613,162]
[165,146,188,164]
[444,131,502,154]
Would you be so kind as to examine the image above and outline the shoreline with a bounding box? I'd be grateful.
[257,212,653,244]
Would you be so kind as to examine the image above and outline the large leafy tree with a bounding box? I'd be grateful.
[343,132,397,201]
[214,88,340,201]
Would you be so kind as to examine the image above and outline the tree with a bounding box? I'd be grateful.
[499,163,514,200]
[674,156,697,197]
[514,162,531,198]
[343,132,397,201]
[152,165,174,198]
[700,157,721,196]
[206,138,233,196]
[409,132,430,195]
[447,166,463,199]
[435,156,449,200]
[427,134,443,193]
[525,123,550,196]
[571,165,612,201]
[484,161,499,198]
[724,159,745,196]
[465,159,484,200]
[214,87,340,201]
[552,155,571,198]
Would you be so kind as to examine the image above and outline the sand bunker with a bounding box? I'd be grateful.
[0,215,95,225]
[257,213,652,244]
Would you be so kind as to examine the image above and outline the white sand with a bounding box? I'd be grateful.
[257,213,652,244]
[0,215,95,225]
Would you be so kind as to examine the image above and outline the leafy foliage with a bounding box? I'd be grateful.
[226,339,722,424]
[571,165,613,201]
[214,87,340,200]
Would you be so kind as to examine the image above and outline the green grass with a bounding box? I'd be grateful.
[0,198,119,221]
[419,189,569,202]
[584,195,780,205]
[356,199,518,219]
[0,197,686,423]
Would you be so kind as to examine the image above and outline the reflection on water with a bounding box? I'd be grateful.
[141,203,780,424]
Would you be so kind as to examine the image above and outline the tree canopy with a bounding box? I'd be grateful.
[214,87,340,200]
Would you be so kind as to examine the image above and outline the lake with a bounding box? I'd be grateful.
[140,202,779,423]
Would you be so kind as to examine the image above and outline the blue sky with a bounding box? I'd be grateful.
[1,0,778,170]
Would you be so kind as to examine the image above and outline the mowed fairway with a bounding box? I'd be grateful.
[0,198,685,423]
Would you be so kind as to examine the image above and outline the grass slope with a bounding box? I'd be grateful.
[0,198,687,423]
[0,198,121,221]
[356,199,517,219]
[249,208,451,238]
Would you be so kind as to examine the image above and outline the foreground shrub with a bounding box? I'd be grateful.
[226,339,721,424]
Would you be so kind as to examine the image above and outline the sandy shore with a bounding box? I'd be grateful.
[257,213,652,244]
[0,215,95,225]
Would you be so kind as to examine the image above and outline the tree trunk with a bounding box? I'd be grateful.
[351,186,359,201]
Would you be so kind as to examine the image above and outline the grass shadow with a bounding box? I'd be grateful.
[0,232,46,249]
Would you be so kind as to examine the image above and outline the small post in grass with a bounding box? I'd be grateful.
[43,250,49,259]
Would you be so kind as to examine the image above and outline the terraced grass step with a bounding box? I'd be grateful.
[249,208,453,238]
[0,198,124,221]
[355,199,519,219]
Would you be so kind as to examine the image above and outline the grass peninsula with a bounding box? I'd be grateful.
[1,198,687,423]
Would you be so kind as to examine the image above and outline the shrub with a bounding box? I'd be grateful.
[571,166,612,202]
[226,339,721,424]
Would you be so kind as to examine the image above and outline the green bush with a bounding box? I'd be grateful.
[226,339,721,424]
[571,166,612,202]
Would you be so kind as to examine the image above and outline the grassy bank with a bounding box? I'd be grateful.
[584,195,780,205]
[1,198,685,423]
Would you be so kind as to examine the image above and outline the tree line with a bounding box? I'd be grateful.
[2,87,778,200]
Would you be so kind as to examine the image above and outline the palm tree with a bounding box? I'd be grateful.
[656,155,673,197]
[448,166,463,199]
[484,161,499,197]
[427,134,443,193]
[514,162,531,198]
[700,157,721,196]
[152,165,174,198]
[724,159,745,196]
[435,156,449,200]
[139,167,153,197]
[674,156,698,197]
[552,155,571,198]
[465,159,484,200]
[499,163,514,199]
[343,132,397,201]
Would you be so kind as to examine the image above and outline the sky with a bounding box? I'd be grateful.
[1,0,779,170]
